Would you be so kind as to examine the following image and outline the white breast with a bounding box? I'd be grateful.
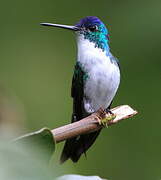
[77,35,120,113]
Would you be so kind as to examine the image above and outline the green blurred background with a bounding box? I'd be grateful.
[0,0,161,179]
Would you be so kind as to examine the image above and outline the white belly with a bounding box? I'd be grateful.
[84,56,120,113]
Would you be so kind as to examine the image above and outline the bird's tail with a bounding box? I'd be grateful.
[60,129,101,163]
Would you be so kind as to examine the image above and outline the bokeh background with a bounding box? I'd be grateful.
[0,0,161,179]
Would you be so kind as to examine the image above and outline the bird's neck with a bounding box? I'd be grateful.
[76,35,110,64]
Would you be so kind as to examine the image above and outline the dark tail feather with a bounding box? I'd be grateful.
[60,129,101,163]
[60,138,75,164]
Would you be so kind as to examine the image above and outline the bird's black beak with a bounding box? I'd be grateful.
[40,23,79,31]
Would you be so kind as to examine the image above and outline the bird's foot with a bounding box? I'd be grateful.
[98,109,116,127]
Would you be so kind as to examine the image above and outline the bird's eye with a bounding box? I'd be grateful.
[88,25,98,32]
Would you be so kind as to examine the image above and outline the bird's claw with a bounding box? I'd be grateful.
[98,112,116,127]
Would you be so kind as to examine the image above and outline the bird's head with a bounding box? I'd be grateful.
[41,16,109,51]
[75,16,109,51]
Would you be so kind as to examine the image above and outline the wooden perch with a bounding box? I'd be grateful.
[52,105,137,143]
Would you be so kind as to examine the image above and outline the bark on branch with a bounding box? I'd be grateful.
[52,105,138,143]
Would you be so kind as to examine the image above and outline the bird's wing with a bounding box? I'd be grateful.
[60,61,86,163]
[60,61,101,163]
[71,61,87,121]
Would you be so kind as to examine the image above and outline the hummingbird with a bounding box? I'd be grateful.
[41,16,120,163]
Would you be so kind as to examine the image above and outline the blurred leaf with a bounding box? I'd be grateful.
[56,175,106,180]
[14,128,55,162]
[0,141,55,180]
[6,130,107,180]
